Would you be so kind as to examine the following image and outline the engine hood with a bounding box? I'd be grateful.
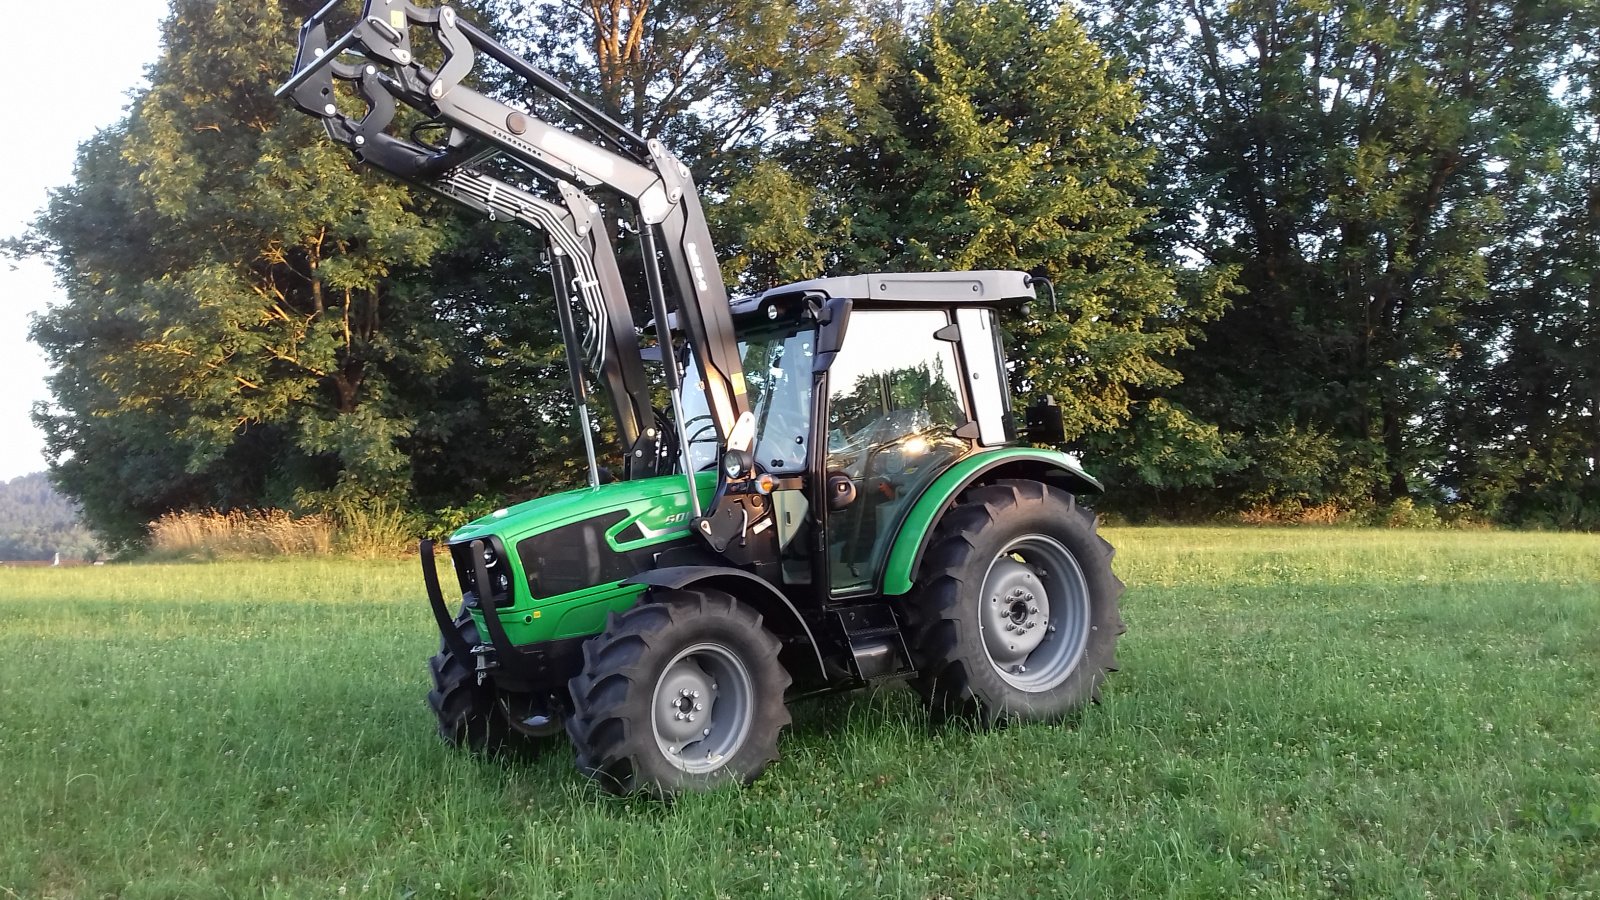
[449,471,717,547]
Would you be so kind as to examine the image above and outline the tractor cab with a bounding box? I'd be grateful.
[680,271,1035,597]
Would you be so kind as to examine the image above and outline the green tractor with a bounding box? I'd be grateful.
[279,0,1124,796]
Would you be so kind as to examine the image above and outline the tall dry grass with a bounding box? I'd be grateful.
[333,499,420,559]
[1235,502,1350,526]
[147,509,336,558]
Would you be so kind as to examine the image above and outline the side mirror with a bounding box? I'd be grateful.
[812,296,853,373]
[1024,395,1066,445]
[826,471,857,511]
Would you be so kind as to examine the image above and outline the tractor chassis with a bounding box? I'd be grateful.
[421,537,917,713]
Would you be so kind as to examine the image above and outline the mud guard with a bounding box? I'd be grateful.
[625,566,827,683]
[879,448,1105,596]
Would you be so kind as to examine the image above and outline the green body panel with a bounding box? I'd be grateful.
[879,447,1104,596]
[454,471,716,646]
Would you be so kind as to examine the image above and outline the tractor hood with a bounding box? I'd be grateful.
[449,471,717,548]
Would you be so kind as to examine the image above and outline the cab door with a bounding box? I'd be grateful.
[820,309,972,594]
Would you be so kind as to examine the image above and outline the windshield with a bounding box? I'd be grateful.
[680,326,816,474]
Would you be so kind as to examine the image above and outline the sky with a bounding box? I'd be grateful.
[0,0,170,481]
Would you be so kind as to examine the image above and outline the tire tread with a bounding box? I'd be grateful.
[904,480,1125,726]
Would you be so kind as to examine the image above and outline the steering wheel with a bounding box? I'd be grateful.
[679,414,721,470]
[682,414,716,444]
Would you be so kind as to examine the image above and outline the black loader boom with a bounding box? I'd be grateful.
[277,0,770,554]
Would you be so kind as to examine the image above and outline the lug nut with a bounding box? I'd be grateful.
[687,714,696,722]
[692,690,700,698]
[694,702,703,711]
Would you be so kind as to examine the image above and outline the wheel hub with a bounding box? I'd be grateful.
[978,535,1091,692]
[981,558,1050,665]
[655,661,716,748]
[650,642,753,773]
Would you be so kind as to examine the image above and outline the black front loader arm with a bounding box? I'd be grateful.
[277,0,777,563]
[280,14,662,476]
[286,1,749,445]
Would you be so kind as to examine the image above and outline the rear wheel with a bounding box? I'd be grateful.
[566,588,791,796]
[905,480,1124,726]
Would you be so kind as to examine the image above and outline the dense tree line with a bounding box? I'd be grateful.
[0,474,98,561]
[1080,0,1598,525]
[12,0,1596,547]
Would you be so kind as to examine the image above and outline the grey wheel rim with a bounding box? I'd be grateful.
[650,642,754,774]
[979,534,1091,691]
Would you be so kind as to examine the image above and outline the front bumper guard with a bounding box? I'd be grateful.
[419,538,576,692]
[419,537,473,662]
[420,536,526,676]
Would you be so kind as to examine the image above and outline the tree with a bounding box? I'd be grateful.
[1440,2,1600,527]
[810,0,1233,496]
[479,0,857,292]
[15,0,870,546]
[23,0,468,545]
[1084,0,1582,515]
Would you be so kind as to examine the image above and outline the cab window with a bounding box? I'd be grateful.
[824,309,970,592]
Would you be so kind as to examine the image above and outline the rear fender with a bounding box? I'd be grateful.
[880,448,1104,596]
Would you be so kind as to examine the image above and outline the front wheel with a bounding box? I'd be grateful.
[427,609,514,752]
[566,588,792,796]
[427,608,564,755]
[905,480,1124,726]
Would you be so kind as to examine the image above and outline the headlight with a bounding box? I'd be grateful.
[722,448,754,478]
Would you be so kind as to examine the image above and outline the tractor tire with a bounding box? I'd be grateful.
[426,608,529,755]
[566,588,792,797]
[905,480,1125,727]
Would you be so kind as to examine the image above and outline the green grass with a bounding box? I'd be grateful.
[2,528,1597,898]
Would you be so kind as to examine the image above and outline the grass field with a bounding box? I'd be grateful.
[2,528,1597,898]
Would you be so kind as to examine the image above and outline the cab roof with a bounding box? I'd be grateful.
[730,270,1036,317]
[653,270,1039,335]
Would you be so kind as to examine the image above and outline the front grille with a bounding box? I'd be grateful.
[448,537,515,608]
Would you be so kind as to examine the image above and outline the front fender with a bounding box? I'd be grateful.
[879,447,1104,595]
[625,566,826,682]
